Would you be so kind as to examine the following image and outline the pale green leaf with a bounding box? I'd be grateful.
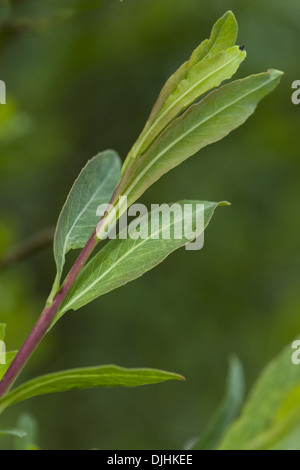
[146,46,245,143]
[54,149,121,281]
[54,200,225,322]
[187,356,245,450]
[150,9,238,123]
[218,338,300,450]
[119,70,283,211]
[0,365,184,414]
[188,10,238,62]
[122,11,240,174]
[0,428,27,438]
[124,46,245,170]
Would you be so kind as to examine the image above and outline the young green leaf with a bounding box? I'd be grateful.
[119,70,283,211]
[122,10,240,174]
[53,200,225,322]
[218,339,300,450]
[124,46,245,171]
[152,9,239,125]
[0,366,184,414]
[186,356,245,450]
[54,150,121,282]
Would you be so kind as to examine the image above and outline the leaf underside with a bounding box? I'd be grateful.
[53,200,226,324]
[188,356,245,450]
[218,339,300,450]
[0,365,184,414]
[122,10,242,174]
[54,150,121,282]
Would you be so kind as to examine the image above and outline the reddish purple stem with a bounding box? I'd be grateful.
[0,229,99,398]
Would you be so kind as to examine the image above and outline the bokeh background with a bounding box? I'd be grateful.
[0,0,299,450]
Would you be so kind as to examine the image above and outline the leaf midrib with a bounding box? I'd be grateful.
[58,161,117,271]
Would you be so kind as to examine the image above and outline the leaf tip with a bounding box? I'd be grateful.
[223,10,238,32]
[177,374,186,382]
[267,69,284,80]
[219,201,231,207]
[222,10,236,22]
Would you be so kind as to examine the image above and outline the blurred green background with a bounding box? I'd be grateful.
[0,0,299,450]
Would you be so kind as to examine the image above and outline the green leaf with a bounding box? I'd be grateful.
[54,150,121,282]
[187,356,245,450]
[124,46,245,171]
[120,70,283,210]
[218,338,300,450]
[0,365,184,414]
[122,11,240,174]
[0,428,27,438]
[53,200,225,322]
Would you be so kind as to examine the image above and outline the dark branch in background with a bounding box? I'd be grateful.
[0,1,104,45]
[0,227,55,271]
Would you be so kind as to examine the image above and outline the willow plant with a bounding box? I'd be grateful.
[0,11,282,430]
